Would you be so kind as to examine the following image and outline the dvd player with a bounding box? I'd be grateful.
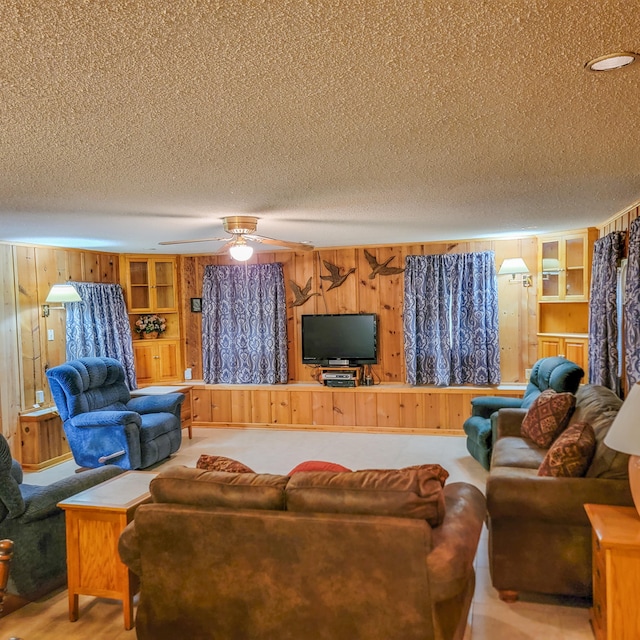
[325,379,357,388]
[323,372,355,379]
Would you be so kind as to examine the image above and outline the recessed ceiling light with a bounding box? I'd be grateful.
[585,52,639,72]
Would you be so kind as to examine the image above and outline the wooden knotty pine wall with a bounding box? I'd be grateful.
[0,245,120,455]
[179,238,538,386]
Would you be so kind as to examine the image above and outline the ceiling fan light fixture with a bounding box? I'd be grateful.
[229,239,254,261]
[585,51,638,71]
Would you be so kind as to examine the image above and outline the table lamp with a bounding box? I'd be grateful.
[604,382,640,517]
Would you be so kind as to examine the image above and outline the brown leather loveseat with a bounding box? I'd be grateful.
[486,384,634,600]
[119,464,485,640]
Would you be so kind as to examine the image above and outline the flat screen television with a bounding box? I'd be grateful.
[301,313,378,366]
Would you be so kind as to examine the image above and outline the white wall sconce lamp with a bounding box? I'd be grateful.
[42,283,82,317]
[498,258,532,287]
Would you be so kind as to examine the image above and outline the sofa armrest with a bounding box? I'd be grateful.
[471,396,523,419]
[426,482,486,602]
[494,408,528,440]
[127,393,184,417]
[118,519,142,577]
[486,467,633,526]
[19,465,124,523]
[70,410,142,428]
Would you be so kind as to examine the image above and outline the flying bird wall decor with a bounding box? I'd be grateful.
[320,260,356,290]
[289,278,320,307]
[363,249,405,279]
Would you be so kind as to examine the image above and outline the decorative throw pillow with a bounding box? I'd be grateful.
[521,389,576,448]
[538,421,596,477]
[288,460,352,475]
[196,454,254,474]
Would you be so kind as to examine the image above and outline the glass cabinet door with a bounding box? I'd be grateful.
[154,261,175,310]
[564,236,585,298]
[541,239,560,298]
[128,261,150,310]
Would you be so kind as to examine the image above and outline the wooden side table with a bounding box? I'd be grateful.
[19,407,72,470]
[58,471,156,630]
[584,503,640,640]
[130,384,193,438]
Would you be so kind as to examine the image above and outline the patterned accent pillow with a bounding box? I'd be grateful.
[538,421,596,477]
[196,454,254,473]
[521,389,576,448]
[289,460,352,475]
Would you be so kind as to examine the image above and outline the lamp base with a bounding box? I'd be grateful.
[629,455,640,519]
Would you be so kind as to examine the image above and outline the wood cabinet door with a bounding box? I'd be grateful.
[539,336,562,359]
[157,341,179,382]
[132,342,157,385]
[564,338,588,377]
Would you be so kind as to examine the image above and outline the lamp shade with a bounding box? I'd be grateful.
[604,382,640,518]
[604,383,640,455]
[229,240,254,262]
[45,284,82,303]
[498,258,530,276]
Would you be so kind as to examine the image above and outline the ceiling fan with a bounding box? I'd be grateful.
[159,216,314,261]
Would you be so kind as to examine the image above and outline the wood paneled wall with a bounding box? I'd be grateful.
[0,244,22,453]
[599,200,640,237]
[180,237,538,384]
[0,243,120,458]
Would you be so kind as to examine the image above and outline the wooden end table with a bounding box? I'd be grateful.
[130,384,193,438]
[58,471,157,630]
[584,503,640,640]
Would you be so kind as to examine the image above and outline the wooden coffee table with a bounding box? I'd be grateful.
[58,471,157,630]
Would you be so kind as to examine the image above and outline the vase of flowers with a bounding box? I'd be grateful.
[135,314,167,339]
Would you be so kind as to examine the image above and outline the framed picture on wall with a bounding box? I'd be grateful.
[190,298,202,313]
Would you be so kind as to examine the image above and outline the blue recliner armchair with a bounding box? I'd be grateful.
[463,356,584,470]
[0,433,123,600]
[46,357,184,470]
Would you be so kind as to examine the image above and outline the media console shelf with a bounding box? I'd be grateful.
[319,366,362,387]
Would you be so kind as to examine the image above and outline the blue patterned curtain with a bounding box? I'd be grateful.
[403,251,500,386]
[202,263,288,384]
[625,218,640,389]
[65,282,137,389]
[588,232,625,391]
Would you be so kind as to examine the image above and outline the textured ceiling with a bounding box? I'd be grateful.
[0,0,639,254]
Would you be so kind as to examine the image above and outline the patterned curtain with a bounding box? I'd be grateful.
[65,282,137,388]
[625,218,640,389]
[588,231,625,391]
[202,263,288,384]
[403,251,500,386]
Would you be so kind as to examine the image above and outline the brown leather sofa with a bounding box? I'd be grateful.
[486,384,634,600]
[119,464,486,640]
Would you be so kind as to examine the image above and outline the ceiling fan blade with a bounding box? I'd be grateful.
[216,240,235,255]
[158,236,228,246]
[244,234,314,251]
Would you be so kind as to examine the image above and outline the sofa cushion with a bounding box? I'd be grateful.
[286,464,447,527]
[196,454,255,473]
[538,421,596,477]
[572,385,629,479]
[521,389,575,448]
[491,436,547,470]
[150,466,288,510]
[288,460,352,475]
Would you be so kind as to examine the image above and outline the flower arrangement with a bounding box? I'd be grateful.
[135,314,167,336]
